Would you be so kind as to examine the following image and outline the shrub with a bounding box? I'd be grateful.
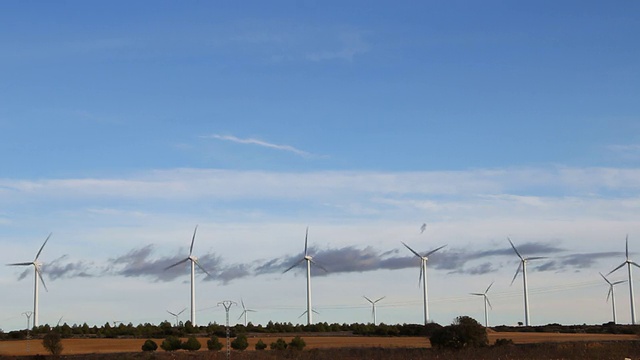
[289,336,306,350]
[231,334,249,350]
[160,335,182,351]
[255,339,267,350]
[207,335,224,351]
[270,338,288,350]
[429,316,488,350]
[182,336,201,351]
[494,338,514,346]
[42,331,63,356]
[141,339,158,351]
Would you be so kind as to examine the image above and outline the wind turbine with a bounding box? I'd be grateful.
[164,225,212,326]
[283,227,327,325]
[401,241,446,324]
[599,272,625,324]
[470,281,494,327]
[237,299,256,326]
[607,235,640,324]
[508,237,546,327]
[167,308,186,327]
[7,233,52,328]
[363,296,385,325]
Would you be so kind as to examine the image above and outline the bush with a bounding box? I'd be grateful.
[160,335,182,351]
[270,338,288,350]
[429,316,488,350]
[231,334,249,350]
[42,331,63,356]
[207,335,224,351]
[141,339,158,351]
[182,336,201,351]
[289,336,306,350]
[494,338,514,346]
[255,339,267,350]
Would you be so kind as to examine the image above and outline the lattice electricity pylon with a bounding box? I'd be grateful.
[22,312,32,352]
[218,300,236,360]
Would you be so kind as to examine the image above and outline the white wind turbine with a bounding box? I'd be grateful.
[608,235,640,324]
[363,296,385,325]
[402,242,446,325]
[237,299,256,326]
[164,226,212,326]
[508,238,546,327]
[470,281,494,327]
[167,308,186,327]
[7,233,52,328]
[599,272,625,324]
[283,227,327,325]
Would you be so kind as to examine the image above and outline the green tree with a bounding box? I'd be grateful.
[160,335,182,351]
[289,336,306,350]
[270,338,288,350]
[141,339,158,352]
[231,334,249,350]
[182,336,201,351]
[429,316,488,350]
[207,335,224,351]
[255,339,267,350]
[42,332,63,356]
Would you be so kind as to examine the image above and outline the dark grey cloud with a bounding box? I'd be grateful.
[46,255,94,280]
[533,252,622,273]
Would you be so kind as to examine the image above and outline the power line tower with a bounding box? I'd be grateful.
[22,311,33,353]
[218,300,236,360]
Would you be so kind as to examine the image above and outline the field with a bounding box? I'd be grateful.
[0,332,638,357]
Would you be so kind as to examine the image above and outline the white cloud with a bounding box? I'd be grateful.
[204,134,314,157]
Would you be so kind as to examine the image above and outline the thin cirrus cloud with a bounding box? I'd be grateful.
[203,134,314,157]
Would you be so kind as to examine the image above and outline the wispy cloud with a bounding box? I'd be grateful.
[306,31,370,62]
[607,144,640,161]
[203,134,314,157]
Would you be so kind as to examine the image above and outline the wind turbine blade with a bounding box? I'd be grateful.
[626,234,629,260]
[37,269,48,292]
[510,262,522,286]
[189,225,198,256]
[312,309,320,315]
[237,311,246,320]
[375,296,385,303]
[425,245,446,257]
[283,258,305,274]
[486,296,493,310]
[608,262,627,276]
[164,258,190,270]
[178,308,186,315]
[470,293,484,296]
[418,265,423,288]
[241,299,246,310]
[485,281,495,294]
[606,287,612,302]
[631,261,640,269]
[508,237,524,260]
[612,280,627,285]
[35,233,52,261]
[526,256,547,261]
[402,242,422,258]
[310,259,328,272]
[194,260,212,277]
[363,296,373,304]
[167,310,177,317]
[7,262,33,266]
[599,272,613,285]
[304,227,309,257]
[298,311,307,319]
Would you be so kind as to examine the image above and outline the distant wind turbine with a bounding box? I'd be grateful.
[363,296,385,325]
[402,241,446,324]
[167,308,186,327]
[7,233,52,328]
[237,299,256,326]
[508,237,546,327]
[599,272,625,324]
[607,235,640,324]
[470,282,494,327]
[283,227,327,325]
[164,226,212,326]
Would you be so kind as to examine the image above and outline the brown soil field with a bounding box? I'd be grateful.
[0,332,637,357]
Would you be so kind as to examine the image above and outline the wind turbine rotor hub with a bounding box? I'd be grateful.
[305,255,312,260]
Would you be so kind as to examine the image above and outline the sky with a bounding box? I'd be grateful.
[1,1,640,331]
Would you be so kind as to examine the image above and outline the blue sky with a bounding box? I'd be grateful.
[1,1,640,331]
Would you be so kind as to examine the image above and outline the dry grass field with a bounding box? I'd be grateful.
[0,332,637,356]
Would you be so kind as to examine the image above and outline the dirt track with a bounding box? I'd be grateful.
[0,332,637,356]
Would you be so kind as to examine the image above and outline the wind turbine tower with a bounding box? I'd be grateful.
[470,282,494,327]
[164,226,212,326]
[402,241,446,324]
[283,227,327,325]
[599,272,625,324]
[8,233,52,328]
[363,296,385,325]
[508,238,546,327]
[608,235,640,324]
